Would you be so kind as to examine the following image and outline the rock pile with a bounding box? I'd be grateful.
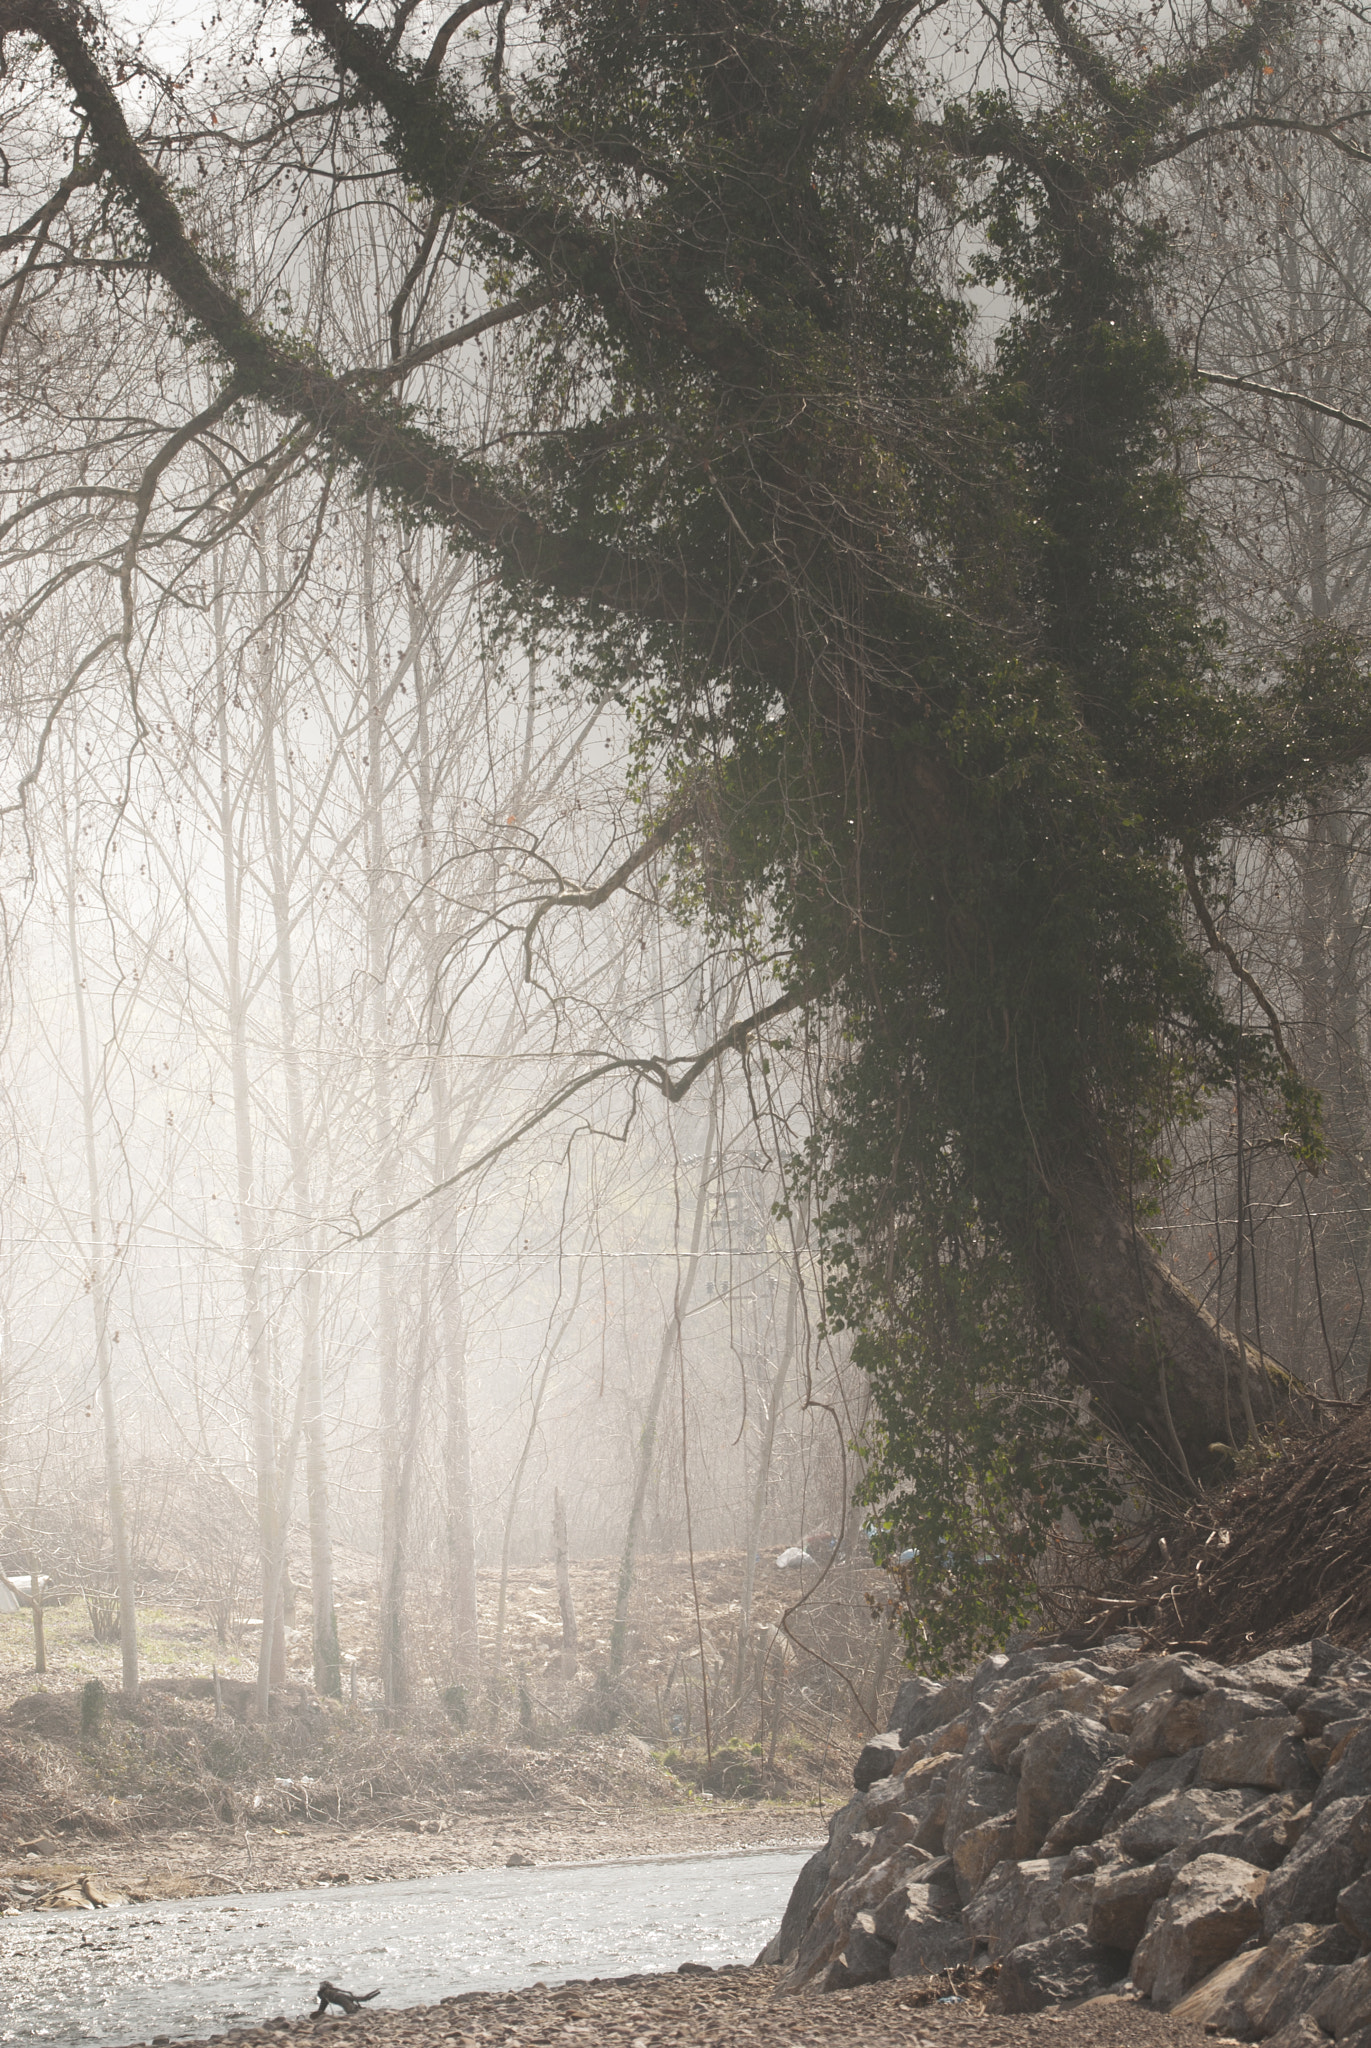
[762,1634,1371,2043]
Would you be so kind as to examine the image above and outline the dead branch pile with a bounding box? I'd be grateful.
[1057,1406,1371,1657]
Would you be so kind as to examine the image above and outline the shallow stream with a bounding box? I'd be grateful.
[0,1848,811,2048]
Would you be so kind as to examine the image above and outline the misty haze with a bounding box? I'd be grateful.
[6,0,1371,2043]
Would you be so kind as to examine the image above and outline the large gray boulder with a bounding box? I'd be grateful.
[778,1843,930,1989]
[1315,1731,1371,1817]
[889,1675,950,1744]
[944,1766,1017,1854]
[1042,1759,1141,1855]
[980,1645,1093,1698]
[918,1713,976,1763]
[1171,1948,1274,2034]
[952,1818,1018,1902]
[973,1654,1011,1698]
[1312,1644,1371,1688]
[1013,1712,1125,1859]
[824,1790,868,1863]
[1087,1851,1189,1952]
[1131,1853,1268,2008]
[1262,1797,1371,1937]
[863,1776,911,1831]
[1245,1924,1356,2039]
[995,1929,1125,2013]
[1170,1923,1352,2039]
[965,1854,1086,1961]
[828,1826,877,1888]
[873,1864,960,1943]
[1338,1873,1371,1948]
[1129,1686,1272,1767]
[1118,1783,1265,1863]
[1196,1793,1308,1870]
[887,1896,974,1978]
[1264,2018,1332,2048]
[854,1729,905,1791]
[982,1669,1117,1770]
[901,1754,957,1854]
[1106,1657,1234,1735]
[1234,1645,1314,1699]
[822,1911,894,1990]
[1296,1690,1371,1740]
[1313,1953,1371,2038]
[1200,1717,1317,1796]
[1112,1749,1201,1826]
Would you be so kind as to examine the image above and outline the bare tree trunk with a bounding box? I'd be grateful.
[63,815,138,1694]
[610,1077,720,1676]
[554,1488,577,1678]
[736,1265,799,1700]
[362,501,408,1712]
[439,1232,479,1680]
[411,612,480,1684]
[215,571,282,1717]
[493,1262,586,1677]
[1297,808,1371,1395]
[262,692,340,1698]
[29,1553,45,1675]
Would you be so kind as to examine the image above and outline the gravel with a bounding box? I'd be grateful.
[143,1967,1213,2048]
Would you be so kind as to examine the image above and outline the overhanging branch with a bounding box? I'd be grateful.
[521,795,697,981]
[2,0,692,628]
[1197,367,1371,438]
[343,972,827,1245]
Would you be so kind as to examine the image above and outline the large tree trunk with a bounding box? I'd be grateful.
[1296,810,1371,1397]
[438,1226,479,1681]
[409,591,481,1686]
[361,502,408,1714]
[1046,1159,1307,1490]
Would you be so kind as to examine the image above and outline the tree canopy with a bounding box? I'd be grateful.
[4,0,1371,1658]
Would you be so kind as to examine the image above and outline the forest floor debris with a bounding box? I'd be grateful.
[1058,1408,1371,1657]
[108,1961,1211,2048]
[0,1543,892,1762]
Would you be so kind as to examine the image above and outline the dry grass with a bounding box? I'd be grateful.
[0,1543,883,1849]
[0,1682,681,1844]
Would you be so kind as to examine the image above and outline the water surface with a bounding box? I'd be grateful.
[0,1846,812,2048]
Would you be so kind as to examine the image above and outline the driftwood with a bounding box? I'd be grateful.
[312,1983,380,2018]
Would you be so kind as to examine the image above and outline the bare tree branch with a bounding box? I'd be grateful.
[1181,849,1296,1073]
[344,973,827,1245]
[1,0,696,629]
[1197,366,1371,438]
[520,795,696,981]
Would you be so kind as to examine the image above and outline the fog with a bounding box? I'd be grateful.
[8,0,1371,1745]
[0,488,859,1713]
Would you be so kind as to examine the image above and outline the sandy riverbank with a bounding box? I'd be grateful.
[1,1803,824,1909]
